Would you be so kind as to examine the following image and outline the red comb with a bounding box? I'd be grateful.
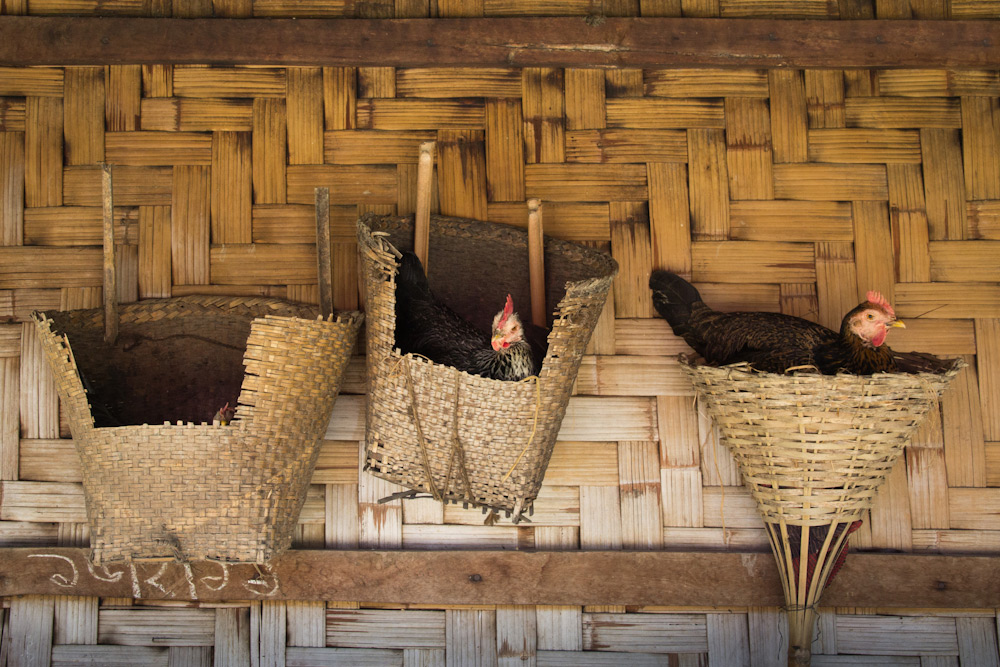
[496,294,514,326]
[866,290,894,317]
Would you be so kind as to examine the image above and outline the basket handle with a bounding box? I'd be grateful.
[101,163,118,345]
[414,141,435,269]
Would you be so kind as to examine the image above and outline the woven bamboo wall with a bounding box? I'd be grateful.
[2,2,1000,666]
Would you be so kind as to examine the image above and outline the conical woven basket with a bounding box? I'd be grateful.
[33,296,363,564]
[682,356,964,666]
[358,213,617,520]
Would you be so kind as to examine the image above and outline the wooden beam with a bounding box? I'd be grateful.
[1,548,997,607]
[0,17,997,69]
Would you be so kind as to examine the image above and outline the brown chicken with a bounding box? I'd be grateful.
[649,271,905,375]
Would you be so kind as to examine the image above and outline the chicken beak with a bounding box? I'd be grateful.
[889,320,906,329]
[491,336,502,351]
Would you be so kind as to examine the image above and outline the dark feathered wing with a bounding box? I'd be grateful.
[649,270,838,373]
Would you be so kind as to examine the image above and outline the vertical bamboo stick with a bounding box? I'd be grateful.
[101,163,117,344]
[527,198,546,328]
[315,187,333,319]
[414,141,435,269]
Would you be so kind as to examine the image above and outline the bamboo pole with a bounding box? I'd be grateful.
[414,140,434,269]
[527,198,546,328]
[315,186,333,319]
[101,163,117,344]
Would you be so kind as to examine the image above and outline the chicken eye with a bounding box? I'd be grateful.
[866,313,874,320]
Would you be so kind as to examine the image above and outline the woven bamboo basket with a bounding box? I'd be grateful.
[682,357,965,667]
[358,213,617,521]
[32,295,363,564]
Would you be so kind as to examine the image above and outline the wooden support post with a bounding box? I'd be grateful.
[101,163,117,344]
[414,140,434,269]
[315,187,333,319]
[527,198,546,328]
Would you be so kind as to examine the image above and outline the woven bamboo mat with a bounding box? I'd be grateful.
[1,3,1000,662]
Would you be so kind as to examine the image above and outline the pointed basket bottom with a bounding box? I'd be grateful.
[681,358,965,667]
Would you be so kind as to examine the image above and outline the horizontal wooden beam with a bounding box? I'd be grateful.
[0,17,998,69]
[1,548,997,607]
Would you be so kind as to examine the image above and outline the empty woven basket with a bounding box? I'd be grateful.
[682,357,964,666]
[33,296,363,564]
[358,213,617,520]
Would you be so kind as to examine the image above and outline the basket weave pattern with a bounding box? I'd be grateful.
[682,359,964,526]
[33,296,363,564]
[359,214,617,518]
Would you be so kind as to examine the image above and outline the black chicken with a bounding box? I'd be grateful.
[394,251,542,381]
[649,271,905,375]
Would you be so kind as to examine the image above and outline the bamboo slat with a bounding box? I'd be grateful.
[583,612,708,653]
[170,165,209,285]
[357,98,484,130]
[97,608,216,646]
[961,96,1000,199]
[140,98,254,132]
[141,64,172,98]
[63,67,104,166]
[403,524,519,550]
[0,356,17,481]
[8,596,55,667]
[287,602,325,648]
[322,67,356,131]
[1,131,24,246]
[815,242,859,330]
[522,67,565,163]
[975,319,1000,442]
[63,164,172,206]
[25,95,63,207]
[210,131,251,244]
[50,645,168,666]
[930,241,1000,282]
[729,200,853,241]
[968,200,1000,240]
[437,129,487,220]
[906,408,951,530]
[661,467,705,529]
[768,69,807,163]
[844,97,962,128]
[18,438,78,482]
[686,128,728,239]
[701,487,765,529]
[536,605,582,652]
[607,98,724,129]
[324,129,434,164]
[525,163,647,202]
[610,209,653,318]
[807,128,922,163]
[359,473,403,548]
[487,202,608,241]
[618,439,664,548]
[138,204,170,298]
[691,240,814,283]
[173,67,285,98]
[579,485,624,549]
[251,98,286,204]
[209,244,317,285]
[326,482,361,548]
[564,68,605,130]
[286,165,397,205]
[106,65,141,132]
[396,67,520,98]
[575,355,689,396]
[566,129,687,165]
[23,206,138,246]
[895,283,1000,319]
[804,69,845,128]
[484,99,525,202]
[0,480,86,522]
[543,442,619,487]
[724,97,773,200]
[920,128,966,240]
[447,609,498,665]
[286,67,323,165]
[0,97,26,131]
[851,200,895,301]
[0,247,102,289]
[942,359,987,488]
[647,162,690,274]
[644,69,767,97]
[773,163,888,200]
[706,613,750,666]
[834,615,959,656]
[868,462,915,551]
[888,163,932,283]
[0,67,63,96]
[496,605,536,667]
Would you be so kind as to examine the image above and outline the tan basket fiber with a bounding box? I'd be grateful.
[682,357,964,667]
[33,296,363,564]
[358,213,617,520]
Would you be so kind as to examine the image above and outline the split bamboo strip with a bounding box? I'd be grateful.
[564,68,605,131]
[814,241,858,331]
[961,96,1000,199]
[18,438,79,482]
[171,165,209,286]
[844,97,961,128]
[63,67,104,166]
[23,207,138,246]
[889,318,977,355]
[868,462,914,551]
[607,98,725,129]
[497,605,537,667]
[25,95,63,207]
[920,129,966,240]
[286,165,397,205]
[691,241,814,283]
[437,129,486,220]
[0,131,24,246]
[647,162,690,274]
[105,65,141,132]
[0,356,17,481]
[53,594,98,644]
[324,130,434,164]
[895,283,1000,319]
[522,67,565,163]
[888,163,932,283]
[286,67,324,165]
[173,66,286,98]
[930,241,1000,283]
[525,163,647,202]
[707,613,750,665]
[851,201,895,302]
[98,608,216,646]
[807,128,922,163]
[484,99,525,202]
[583,612,709,653]
[63,165,172,206]
[0,247,103,289]
[447,609,499,665]
[773,163,887,200]
[252,98,287,204]
[331,241,358,312]
[644,69,767,97]
[768,69,808,163]
[575,355,690,396]
[804,69,845,128]
[7,596,54,667]
[210,244,317,285]
[211,131,251,244]
[359,473,403,548]
[906,408,950,530]
[137,204,171,299]
[610,206,654,318]
[779,282,819,322]
[687,128,728,240]
[729,200,853,242]
[975,319,1000,442]
[724,97,773,200]
[323,67,356,131]
[357,98,484,131]
[661,467,705,528]
[0,480,87,522]
[396,67,521,98]
[358,67,395,98]
[0,66,63,96]
[565,129,687,163]
[141,64,171,98]
[252,206,351,245]
[618,440,664,550]
[140,98,254,132]
[0,97,26,131]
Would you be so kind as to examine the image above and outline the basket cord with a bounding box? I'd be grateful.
[402,357,443,502]
[501,374,542,483]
